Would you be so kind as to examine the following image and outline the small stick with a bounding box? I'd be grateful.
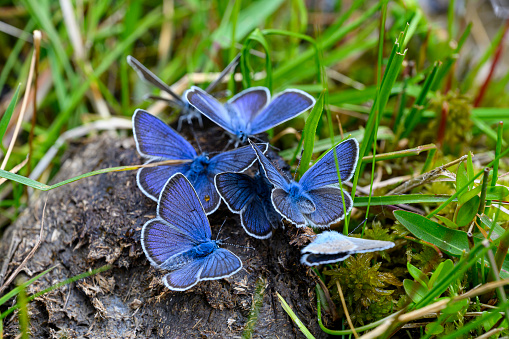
[336,280,359,339]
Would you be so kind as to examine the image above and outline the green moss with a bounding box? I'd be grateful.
[323,253,402,325]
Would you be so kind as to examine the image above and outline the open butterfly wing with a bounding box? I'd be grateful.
[215,172,257,212]
[158,174,211,242]
[272,188,307,227]
[249,141,290,190]
[227,87,270,127]
[137,160,191,202]
[199,248,242,280]
[133,109,196,159]
[300,138,359,192]
[162,259,204,291]
[185,86,235,134]
[191,174,221,215]
[209,143,268,175]
[304,186,352,228]
[249,90,315,135]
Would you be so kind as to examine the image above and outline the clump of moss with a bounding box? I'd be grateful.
[323,253,402,325]
[426,90,473,155]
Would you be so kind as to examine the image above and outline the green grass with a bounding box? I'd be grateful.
[1,0,509,337]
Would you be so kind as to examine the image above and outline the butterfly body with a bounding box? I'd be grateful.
[250,139,360,228]
[141,173,243,291]
[133,109,266,214]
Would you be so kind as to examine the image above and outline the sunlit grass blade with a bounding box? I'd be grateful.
[0,159,190,191]
[298,90,325,176]
[277,292,315,339]
[240,29,272,91]
[1,265,110,320]
[353,194,456,207]
[17,284,29,339]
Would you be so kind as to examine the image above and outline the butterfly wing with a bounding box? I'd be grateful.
[208,143,268,175]
[162,259,204,291]
[199,248,242,280]
[345,236,395,254]
[240,196,275,239]
[132,109,196,159]
[158,173,211,242]
[185,86,235,134]
[304,186,353,228]
[227,87,270,126]
[300,231,355,266]
[272,188,307,227]
[300,138,359,191]
[249,89,315,135]
[215,172,257,212]
[141,218,198,268]
[249,140,290,190]
[137,159,191,202]
[191,173,221,215]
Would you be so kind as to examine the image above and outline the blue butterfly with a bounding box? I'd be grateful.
[185,86,315,145]
[300,231,395,266]
[141,173,243,291]
[215,168,281,239]
[250,139,359,228]
[128,55,240,130]
[133,109,267,214]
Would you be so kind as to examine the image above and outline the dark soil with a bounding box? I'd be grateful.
[0,125,329,338]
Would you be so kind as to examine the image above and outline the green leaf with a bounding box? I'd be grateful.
[407,262,429,288]
[0,84,20,142]
[425,323,444,335]
[428,259,454,289]
[435,215,459,229]
[486,186,509,200]
[298,90,325,176]
[457,195,480,227]
[456,162,469,193]
[394,211,469,256]
[458,185,481,205]
[403,279,428,303]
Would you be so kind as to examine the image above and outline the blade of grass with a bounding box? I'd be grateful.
[0,159,191,191]
[17,284,29,339]
[1,265,111,320]
[298,90,325,176]
[0,85,21,146]
[277,292,315,339]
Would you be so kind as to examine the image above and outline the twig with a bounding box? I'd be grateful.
[336,280,359,339]
[0,196,47,294]
[388,154,468,195]
[27,31,41,176]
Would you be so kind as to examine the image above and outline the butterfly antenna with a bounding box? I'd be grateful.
[189,124,203,153]
[348,218,367,236]
[215,218,228,241]
[222,242,256,251]
[250,135,281,151]
[293,148,305,179]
